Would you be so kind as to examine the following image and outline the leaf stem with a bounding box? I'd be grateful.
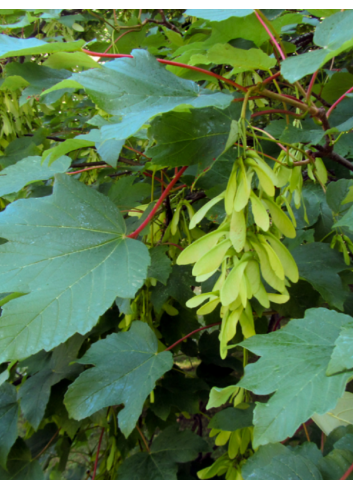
[341,461,353,480]
[165,322,221,351]
[127,166,188,239]
[136,424,151,453]
[254,10,286,61]
[306,70,319,102]
[66,165,109,175]
[92,427,105,480]
[251,109,302,119]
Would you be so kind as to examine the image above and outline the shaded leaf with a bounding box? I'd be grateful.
[0,383,18,467]
[18,334,84,429]
[118,425,208,480]
[64,322,173,437]
[147,105,241,168]
[0,438,44,480]
[148,247,172,285]
[208,405,254,431]
[291,243,349,310]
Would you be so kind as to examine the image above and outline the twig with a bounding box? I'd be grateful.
[104,29,140,53]
[166,322,221,352]
[251,109,302,119]
[92,428,105,481]
[136,424,150,453]
[34,428,60,460]
[127,166,188,239]
[67,165,109,175]
[306,71,319,102]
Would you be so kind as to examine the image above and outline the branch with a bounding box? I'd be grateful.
[127,166,188,239]
[313,146,353,172]
[165,322,221,351]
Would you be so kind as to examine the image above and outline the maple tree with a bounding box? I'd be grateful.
[0,8,353,480]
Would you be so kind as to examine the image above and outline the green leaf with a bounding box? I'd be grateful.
[18,334,84,429]
[146,105,241,168]
[238,308,353,447]
[291,243,349,310]
[43,51,101,70]
[242,443,322,480]
[0,174,150,362]
[208,406,254,431]
[42,139,93,165]
[185,9,254,21]
[282,11,353,82]
[5,62,71,105]
[242,445,322,480]
[0,34,85,58]
[148,247,172,285]
[0,383,18,467]
[312,392,353,435]
[118,424,208,479]
[333,206,353,232]
[0,155,71,197]
[64,322,173,437]
[191,43,276,73]
[108,175,151,209]
[0,438,44,480]
[318,446,353,480]
[307,9,340,17]
[71,50,233,141]
[326,323,353,375]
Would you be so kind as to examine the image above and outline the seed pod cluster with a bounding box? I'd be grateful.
[178,150,299,358]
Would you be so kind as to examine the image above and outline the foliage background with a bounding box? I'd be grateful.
[0,8,353,481]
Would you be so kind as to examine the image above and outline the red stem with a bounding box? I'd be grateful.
[161,242,184,251]
[306,70,318,101]
[341,462,353,480]
[143,171,164,184]
[165,322,221,351]
[92,427,105,480]
[67,165,109,175]
[82,49,247,92]
[327,86,353,117]
[124,145,151,159]
[251,109,301,119]
[262,72,282,85]
[127,166,188,239]
[233,96,265,102]
[254,11,286,61]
